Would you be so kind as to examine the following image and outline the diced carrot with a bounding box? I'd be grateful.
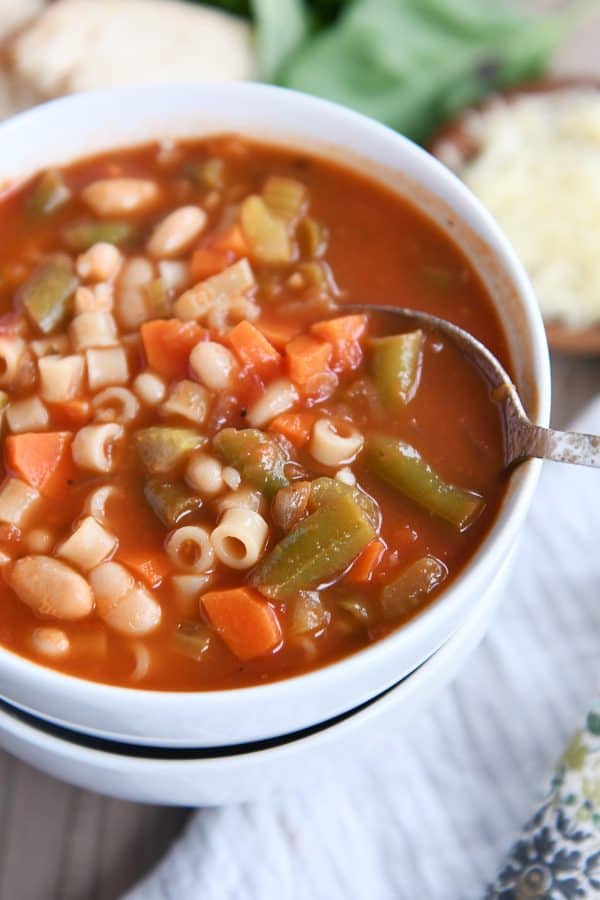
[268,411,316,447]
[5,431,74,498]
[140,319,206,380]
[202,586,282,661]
[118,548,171,589]
[285,334,333,391]
[310,314,368,374]
[48,399,91,428]
[189,247,235,282]
[226,320,282,381]
[209,225,249,257]
[347,538,386,584]
[256,318,302,350]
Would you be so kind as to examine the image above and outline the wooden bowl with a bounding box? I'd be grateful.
[429,79,600,356]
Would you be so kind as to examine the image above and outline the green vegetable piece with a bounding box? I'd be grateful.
[371,330,424,410]
[143,478,202,527]
[18,256,78,334]
[145,278,171,318]
[186,158,225,191]
[381,555,446,619]
[297,217,328,258]
[240,195,293,264]
[251,486,376,599]
[62,220,137,252]
[366,433,484,530]
[262,176,307,221]
[309,476,379,529]
[213,428,289,498]
[173,622,212,661]
[0,391,8,410]
[133,427,203,474]
[27,169,71,217]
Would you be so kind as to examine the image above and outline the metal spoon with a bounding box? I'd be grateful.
[347,304,600,469]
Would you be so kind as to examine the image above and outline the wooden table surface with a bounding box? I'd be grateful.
[0,8,599,900]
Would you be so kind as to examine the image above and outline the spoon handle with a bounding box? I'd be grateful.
[515,423,600,468]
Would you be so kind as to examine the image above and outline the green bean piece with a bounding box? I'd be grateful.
[366,434,484,530]
[297,217,328,258]
[213,428,289,499]
[133,427,204,474]
[262,176,307,221]
[18,256,78,334]
[371,330,424,410]
[143,478,202,527]
[62,220,137,252]
[381,555,447,619]
[251,487,376,599]
[185,158,225,190]
[240,195,293,264]
[173,622,212,660]
[27,169,72,217]
[309,476,380,529]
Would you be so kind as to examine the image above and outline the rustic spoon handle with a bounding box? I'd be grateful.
[512,423,600,468]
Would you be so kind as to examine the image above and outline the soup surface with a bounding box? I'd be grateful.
[0,137,508,689]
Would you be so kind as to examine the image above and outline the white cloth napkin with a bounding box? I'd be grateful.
[126,398,600,900]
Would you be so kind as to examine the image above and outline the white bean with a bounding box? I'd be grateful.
[185,452,224,496]
[76,243,123,282]
[246,378,298,428]
[90,562,162,636]
[189,341,237,390]
[82,178,160,216]
[8,556,93,620]
[133,372,166,407]
[31,627,70,659]
[147,206,207,258]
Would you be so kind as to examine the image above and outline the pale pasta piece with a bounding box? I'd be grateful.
[174,259,255,321]
[246,378,298,428]
[216,486,263,515]
[185,452,224,496]
[23,528,55,554]
[30,335,70,358]
[92,387,140,424]
[210,507,268,570]
[0,337,25,387]
[0,478,39,526]
[166,525,215,573]
[86,346,129,390]
[31,627,70,659]
[335,467,356,486]
[310,418,364,467]
[222,466,241,490]
[161,380,210,425]
[70,311,118,351]
[90,562,162,636]
[147,206,207,258]
[189,340,237,390]
[82,178,160,216]
[6,396,49,433]
[84,485,122,523]
[116,257,154,331]
[171,573,213,617]
[72,423,123,473]
[133,371,166,407]
[74,283,114,314]
[76,242,123,282]
[130,642,152,681]
[57,516,118,572]
[38,354,84,402]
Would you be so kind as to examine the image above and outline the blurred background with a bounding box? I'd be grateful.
[0,2,598,898]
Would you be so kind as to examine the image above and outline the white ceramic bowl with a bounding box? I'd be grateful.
[0,83,550,748]
[0,546,513,805]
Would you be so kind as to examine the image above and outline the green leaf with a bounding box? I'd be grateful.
[587,711,600,736]
[278,0,592,144]
[251,0,309,79]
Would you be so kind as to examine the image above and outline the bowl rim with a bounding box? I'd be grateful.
[0,81,551,712]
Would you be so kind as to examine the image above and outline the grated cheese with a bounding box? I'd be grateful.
[443,90,600,328]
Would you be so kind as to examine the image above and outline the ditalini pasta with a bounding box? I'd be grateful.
[0,136,508,689]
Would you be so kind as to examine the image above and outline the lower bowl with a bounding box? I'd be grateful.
[0,554,505,806]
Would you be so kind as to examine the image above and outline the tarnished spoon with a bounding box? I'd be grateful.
[347,304,600,469]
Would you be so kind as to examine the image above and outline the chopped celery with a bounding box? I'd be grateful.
[173,622,212,660]
[186,158,225,190]
[290,592,330,634]
[251,484,376,599]
[144,478,202,527]
[381,556,447,619]
[213,428,289,498]
[134,427,203,474]
[144,278,171,318]
[63,220,137,251]
[18,256,78,334]
[240,195,293,264]
[27,169,71,216]
[297,217,328,258]
[371,330,424,410]
[366,434,484,530]
[310,477,379,530]
[262,176,307,221]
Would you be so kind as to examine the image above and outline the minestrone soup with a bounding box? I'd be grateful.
[0,137,509,689]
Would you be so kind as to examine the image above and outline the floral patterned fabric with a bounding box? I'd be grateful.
[487,708,600,899]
